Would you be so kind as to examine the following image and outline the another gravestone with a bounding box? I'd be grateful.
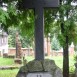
[14,32,22,64]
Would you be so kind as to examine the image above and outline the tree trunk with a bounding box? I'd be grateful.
[61,23,69,77]
[63,36,69,77]
[47,35,51,56]
[47,36,49,56]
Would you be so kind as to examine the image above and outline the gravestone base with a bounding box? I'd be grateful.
[16,59,63,77]
[14,58,22,64]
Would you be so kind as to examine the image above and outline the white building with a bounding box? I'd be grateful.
[0,30,8,56]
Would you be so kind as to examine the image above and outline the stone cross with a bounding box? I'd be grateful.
[18,0,59,60]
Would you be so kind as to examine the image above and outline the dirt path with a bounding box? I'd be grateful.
[0,66,20,70]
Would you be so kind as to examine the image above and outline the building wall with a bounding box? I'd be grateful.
[8,45,74,57]
[0,33,8,56]
[8,48,34,57]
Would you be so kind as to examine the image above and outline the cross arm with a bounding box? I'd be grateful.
[18,0,59,9]
[18,0,35,9]
[44,0,59,8]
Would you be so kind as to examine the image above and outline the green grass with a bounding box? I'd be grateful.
[0,69,19,77]
[25,56,34,62]
[0,56,75,68]
[0,56,76,76]
[45,56,63,68]
[0,57,27,77]
[0,57,15,66]
[45,56,75,73]
[45,56,75,68]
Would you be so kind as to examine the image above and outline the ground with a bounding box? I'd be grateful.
[0,56,75,77]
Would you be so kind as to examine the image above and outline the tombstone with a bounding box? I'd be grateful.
[16,59,63,77]
[14,32,22,64]
[16,0,63,77]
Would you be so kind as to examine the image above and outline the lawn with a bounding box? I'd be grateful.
[0,69,19,77]
[0,57,15,66]
[45,56,75,73]
[0,56,75,68]
[0,56,75,77]
[45,56,75,68]
[0,56,34,77]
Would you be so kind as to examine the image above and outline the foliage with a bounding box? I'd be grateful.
[57,1,77,46]
[44,9,58,36]
[73,52,77,62]
[0,1,77,77]
[55,1,77,77]
[8,27,16,47]
[0,0,77,45]
[8,27,33,48]
[69,66,75,74]
[51,35,61,51]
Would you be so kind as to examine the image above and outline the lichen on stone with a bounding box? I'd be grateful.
[16,59,63,77]
[27,60,43,72]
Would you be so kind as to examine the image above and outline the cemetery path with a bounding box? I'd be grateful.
[0,65,21,70]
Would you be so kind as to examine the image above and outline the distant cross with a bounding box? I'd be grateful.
[18,0,59,60]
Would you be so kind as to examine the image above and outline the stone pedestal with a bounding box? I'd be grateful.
[14,58,22,64]
[16,59,63,77]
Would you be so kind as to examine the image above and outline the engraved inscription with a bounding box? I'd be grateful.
[27,72,52,77]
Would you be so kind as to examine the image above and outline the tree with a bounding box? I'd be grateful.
[56,0,77,77]
[51,35,61,51]
[8,27,33,48]
[1,1,77,77]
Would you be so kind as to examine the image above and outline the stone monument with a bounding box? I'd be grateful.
[17,59,63,77]
[14,32,22,64]
[17,0,63,77]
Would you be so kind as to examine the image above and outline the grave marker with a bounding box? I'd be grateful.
[18,0,59,60]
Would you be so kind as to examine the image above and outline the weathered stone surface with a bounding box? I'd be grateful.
[14,58,22,64]
[43,59,57,71]
[20,65,28,73]
[16,32,22,58]
[16,70,26,77]
[16,59,63,77]
[27,60,43,72]
[54,67,63,77]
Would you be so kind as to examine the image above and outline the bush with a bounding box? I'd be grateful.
[74,53,77,62]
[69,66,75,74]
[51,35,61,51]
